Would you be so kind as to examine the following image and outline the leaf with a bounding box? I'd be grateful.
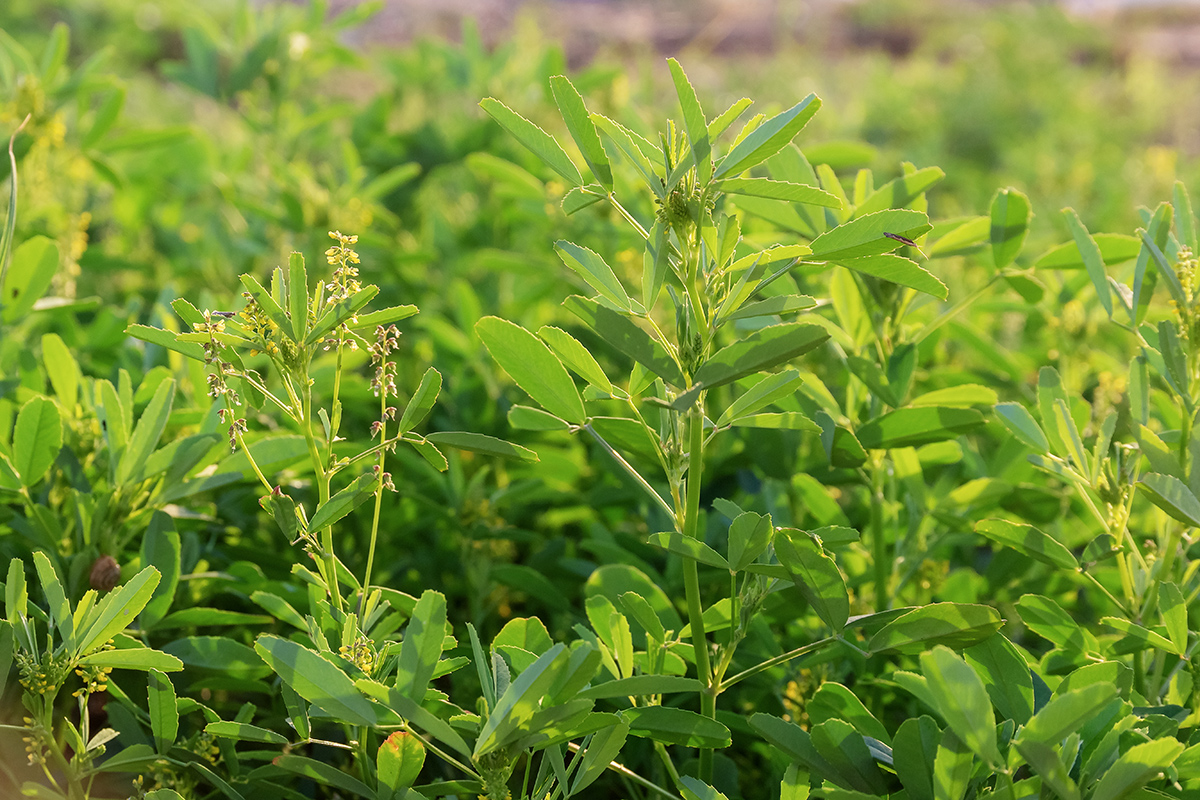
[254,635,376,727]
[308,472,380,532]
[721,177,840,207]
[909,385,998,408]
[1138,472,1200,527]
[725,294,818,322]
[3,236,58,323]
[78,647,183,672]
[148,670,179,754]
[808,682,891,745]
[477,316,587,423]
[648,532,729,569]
[562,296,684,386]
[75,566,161,656]
[855,167,945,217]
[271,754,375,799]
[994,403,1049,454]
[728,512,774,571]
[577,675,703,699]
[572,719,631,795]
[1015,594,1097,656]
[717,370,802,427]
[933,732,973,800]
[1062,208,1112,317]
[624,706,731,748]
[549,75,612,191]
[205,721,288,744]
[1100,616,1181,655]
[668,59,712,185]
[591,114,663,196]
[474,644,569,757]
[835,253,948,298]
[539,326,613,394]
[868,603,1003,655]
[117,378,175,485]
[976,519,1077,570]
[990,188,1031,269]
[357,679,471,758]
[964,635,1034,725]
[425,431,538,462]
[349,304,419,331]
[398,367,441,435]
[693,323,828,389]
[507,405,570,431]
[749,713,845,788]
[1015,740,1079,800]
[377,730,426,800]
[287,252,309,342]
[920,646,1000,766]
[1035,232,1141,270]
[1084,734,1182,800]
[554,240,633,312]
[855,407,984,449]
[893,716,942,800]
[480,97,582,186]
[42,333,78,410]
[307,285,379,344]
[810,209,931,261]
[774,528,849,632]
[396,591,448,702]
[1160,582,1188,656]
[714,94,821,179]
[13,396,61,487]
[161,636,270,678]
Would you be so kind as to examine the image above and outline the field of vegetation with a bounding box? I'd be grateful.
[5,1,1200,798]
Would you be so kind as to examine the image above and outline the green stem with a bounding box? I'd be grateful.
[585,425,676,521]
[680,405,714,782]
[719,636,837,691]
[0,114,30,315]
[870,458,888,609]
[301,381,341,614]
[359,373,388,620]
[911,274,1001,344]
[609,196,650,240]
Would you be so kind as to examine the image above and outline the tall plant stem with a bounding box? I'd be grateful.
[301,382,341,613]
[680,404,715,782]
[869,458,888,608]
[359,373,389,619]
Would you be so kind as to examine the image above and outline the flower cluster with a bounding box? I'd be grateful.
[325,230,362,304]
[339,635,377,675]
[21,717,46,766]
[240,291,281,357]
[72,661,114,698]
[369,325,401,398]
[16,649,71,697]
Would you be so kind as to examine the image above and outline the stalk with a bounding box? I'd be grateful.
[870,458,889,608]
[679,404,715,782]
[301,382,341,613]
[359,366,388,619]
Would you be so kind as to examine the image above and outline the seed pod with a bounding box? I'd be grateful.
[89,555,121,592]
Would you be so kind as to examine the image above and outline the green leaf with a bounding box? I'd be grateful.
[714,94,820,179]
[563,295,683,386]
[78,647,183,672]
[774,528,849,631]
[577,675,703,700]
[508,405,570,431]
[725,294,818,322]
[477,316,587,423]
[563,184,605,215]
[994,403,1049,454]
[348,304,419,331]
[13,396,61,487]
[976,519,1077,570]
[307,473,380,533]
[808,682,891,745]
[668,58,712,185]
[117,378,175,485]
[591,114,663,197]
[287,252,309,342]
[990,188,1031,269]
[810,718,893,795]
[721,177,840,207]
[539,326,613,394]
[126,323,207,361]
[1016,740,1078,800]
[549,75,612,191]
[357,679,471,758]
[205,721,288,745]
[270,754,375,799]
[148,670,179,755]
[75,566,161,656]
[1160,582,1188,656]
[624,706,731,748]
[693,323,827,389]
[964,635,1033,725]
[33,551,70,645]
[920,646,999,766]
[868,603,1003,655]
[396,591,448,702]
[475,644,569,757]
[1017,682,1117,747]
[855,167,945,217]
[480,97,582,186]
[572,720,631,795]
[1062,208,1112,317]
[749,713,844,788]
[254,635,376,727]
[893,716,941,800]
[933,732,973,800]
[1035,232,1140,270]
[41,333,78,410]
[398,368,441,435]
[3,236,58,322]
[307,285,380,344]
[377,730,426,800]
[855,407,984,450]
[426,431,538,462]
[1015,594,1098,656]
[838,251,946,297]
[717,370,802,426]
[648,532,729,569]
[728,512,774,571]
[1100,616,1181,655]
[1138,472,1200,527]
[810,209,931,261]
[555,240,633,312]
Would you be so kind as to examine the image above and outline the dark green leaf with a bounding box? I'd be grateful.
[964,635,1033,725]
[477,316,587,423]
[1138,472,1200,527]
[254,635,376,727]
[563,295,683,386]
[693,323,827,389]
[206,721,288,745]
[976,519,1077,570]
[555,240,633,312]
[425,431,538,462]
[868,603,1003,655]
[893,716,941,800]
[648,532,729,569]
[625,706,731,748]
[855,407,984,450]
[308,472,380,532]
[920,646,999,766]
[148,670,179,754]
[13,396,61,487]
[774,528,849,631]
[396,591,448,702]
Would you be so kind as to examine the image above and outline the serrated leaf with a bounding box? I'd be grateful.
[714,94,820,179]
[550,75,612,191]
[976,519,1077,570]
[693,323,828,389]
[477,316,586,424]
[480,97,582,186]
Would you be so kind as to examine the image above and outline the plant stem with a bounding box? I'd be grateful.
[720,636,837,690]
[911,274,1001,344]
[585,425,676,521]
[679,405,714,782]
[870,457,888,609]
[359,372,388,619]
[301,379,341,614]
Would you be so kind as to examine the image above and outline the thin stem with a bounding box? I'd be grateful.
[609,196,650,240]
[0,114,31,311]
[869,457,888,609]
[679,405,714,782]
[1080,569,1129,617]
[301,379,341,613]
[911,274,1001,344]
[652,741,683,792]
[233,426,275,494]
[585,424,676,521]
[359,374,388,619]
[720,636,837,690]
